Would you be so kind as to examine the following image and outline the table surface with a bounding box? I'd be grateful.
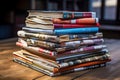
[0,38,120,80]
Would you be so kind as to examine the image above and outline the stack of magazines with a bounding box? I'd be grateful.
[13,10,111,76]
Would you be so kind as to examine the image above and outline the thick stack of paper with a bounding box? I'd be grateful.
[13,10,111,76]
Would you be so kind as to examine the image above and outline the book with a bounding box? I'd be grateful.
[22,27,103,40]
[53,59,111,73]
[13,57,110,74]
[17,38,105,52]
[27,10,96,19]
[52,18,99,24]
[17,30,100,43]
[15,42,109,61]
[25,22,99,30]
[21,48,108,64]
[13,58,106,76]
[24,53,110,68]
[56,49,108,63]
[53,27,99,35]
[19,57,110,73]
[17,30,59,43]
[59,44,107,55]
[26,17,99,25]
[13,50,110,69]
[22,27,102,36]
[53,23,100,29]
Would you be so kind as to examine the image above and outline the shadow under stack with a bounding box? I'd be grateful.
[13,10,111,76]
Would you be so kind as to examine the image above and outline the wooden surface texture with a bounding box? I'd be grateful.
[0,38,120,80]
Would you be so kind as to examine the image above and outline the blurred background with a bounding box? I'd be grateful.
[0,0,120,40]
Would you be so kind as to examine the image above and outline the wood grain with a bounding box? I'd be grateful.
[0,38,120,80]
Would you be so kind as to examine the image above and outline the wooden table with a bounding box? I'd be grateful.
[0,38,120,80]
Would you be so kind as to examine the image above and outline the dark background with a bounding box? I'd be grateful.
[0,0,120,40]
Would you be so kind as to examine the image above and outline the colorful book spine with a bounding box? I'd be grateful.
[60,38,104,48]
[16,42,57,56]
[67,32,103,40]
[16,49,109,68]
[52,18,99,24]
[22,27,103,42]
[63,12,96,19]
[22,27,99,35]
[53,63,106,76]
[13,58,106,77]
[56,49,108,62]
[18,38,104,53]
[17,30,59,42]
[20,49,109,69]
[54,59,111,73]
[23,27,102,39]
[16,41,108,62]
[18,38,59,49]
[13,57,110,73]
[53,24,99,29]
[15,53,109,73]
[20,49,110,70]
[54,27,99,35]
[59,53,110,68]
[61,45,107,55]
[16,41,56,61]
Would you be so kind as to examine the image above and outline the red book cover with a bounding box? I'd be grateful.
[53,23,100,29]
[53,59,111,73]
[52,18,98,24]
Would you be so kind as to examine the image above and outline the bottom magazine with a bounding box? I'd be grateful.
[13,58,107,77]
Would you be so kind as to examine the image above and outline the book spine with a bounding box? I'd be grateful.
[63,12,96,18]
[66,32,103,40]
[22,27,54,35]
[18,38,104,53]
[52,18,98,24]
[20,32,103,46]
[16,42,56,61]
[17,30,59,42]
[13,58,106,77]
[57,32,103,42]
[82,38,104,45]
[16,42,57,56]
[54,27,99,35]
[19,38,59,49]
[54,59,111,73]
[60,38,104,48]
[59,53,110,68]
[55,38,104,52]
[54,63,106,76]
[53,24,99,29]
[62,45,107,55]
[57,49,108,62]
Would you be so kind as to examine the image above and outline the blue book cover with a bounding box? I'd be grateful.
[54,27,99,35]
[22,27,99,35]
